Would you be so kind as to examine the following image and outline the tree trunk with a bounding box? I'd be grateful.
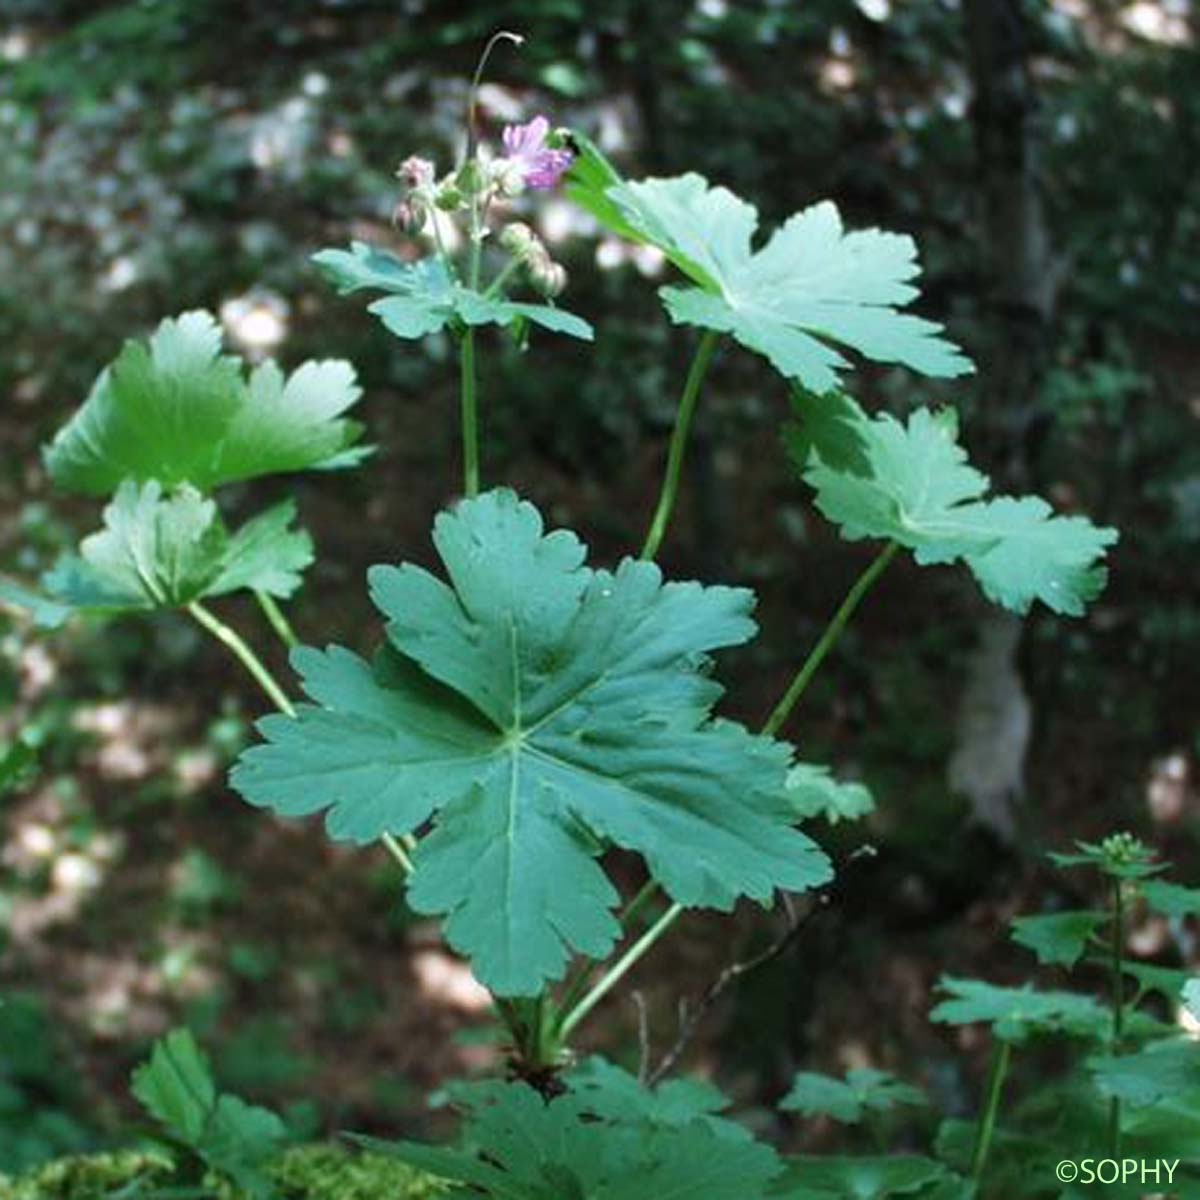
[951,0,1057,841]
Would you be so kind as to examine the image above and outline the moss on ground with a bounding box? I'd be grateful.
[0,1144,449,1198]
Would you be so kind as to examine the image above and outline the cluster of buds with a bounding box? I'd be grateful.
[1098,831,1154,869]
[499,221,567,298]
[392,155,436,234]
[390,117,574,299]
[395,118,575,226]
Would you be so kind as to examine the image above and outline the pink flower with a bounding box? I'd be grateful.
[500,116,573,190]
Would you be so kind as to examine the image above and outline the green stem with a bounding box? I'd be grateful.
[459,330,480,497]
[189,601,414,878]
[254,590,299,649]
[381,833,415,874]
[466,31,523,158]
[640,330,720,561]
[1108,877,1125,1156]
[969,1039,1011,1190]
[483,257,521,299]
[555,545,900,1043]
[762,542,898,737]
[558,902,682,1039]
[619,879,660,930]
[555,879,662,1020]
[187,601,296,718]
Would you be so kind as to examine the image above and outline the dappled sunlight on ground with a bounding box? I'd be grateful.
[1147,750,1193,825]
[411,947,493,1014]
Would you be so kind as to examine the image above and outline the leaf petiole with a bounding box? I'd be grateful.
[189,601,415,878]
[640,330,720,561]
[556,544,897,1043]
[558,902,683,1039]
[381,833,415,874]
[763,541,898,736]
[460,330,481,497]
[187,601,295,718]
[254,590,299,649]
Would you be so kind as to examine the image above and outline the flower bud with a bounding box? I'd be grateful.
[528,254,567,298]
[396,155,435,190]
[435,181,463,211]
[498,222,537,256]
[391,196,428,235]
[456,158,486,196]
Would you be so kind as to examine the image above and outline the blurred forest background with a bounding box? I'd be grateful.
[0,0,1198,1170]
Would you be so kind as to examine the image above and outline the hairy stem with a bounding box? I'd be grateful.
[254,590,299,650]
[187,601,296,718]
[558,903,683,1039]
[460,330,480,497]
[969,1039,1012,1189]
[640,330,721,561]
[763,541,899,737]
[1109,877,1125,1156]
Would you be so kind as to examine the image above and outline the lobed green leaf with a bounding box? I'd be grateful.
[567,156,972,392]
[314,242,593,343]
[780,1068,924,1124]
[360,1074,782,1200]
[232,489,830,995]
[793,395,1118,615]
[785,764,874,825]
[21,481,312,616]
[929,977,1110,1042]
[44,311,368,495]
[1010,910,1108,968]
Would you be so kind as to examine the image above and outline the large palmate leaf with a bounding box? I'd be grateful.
[360,1076,782,1200]
[313,242,593,342]
[132,1028,287,1198]
[781,1068,925,1124]
[232,489,829,994]
[5,482,312,620]
[792,396,1118,615]
[566,139,970,393]
[45,311,368,495]
[929,977,1109,1042]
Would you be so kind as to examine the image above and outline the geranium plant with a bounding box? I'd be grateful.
[5,32,1171,1200]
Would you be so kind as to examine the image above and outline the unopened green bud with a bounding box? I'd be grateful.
[456,158,486,196]
[499,222,537,255]
[435,182,463,211]
[528,253,567,298]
